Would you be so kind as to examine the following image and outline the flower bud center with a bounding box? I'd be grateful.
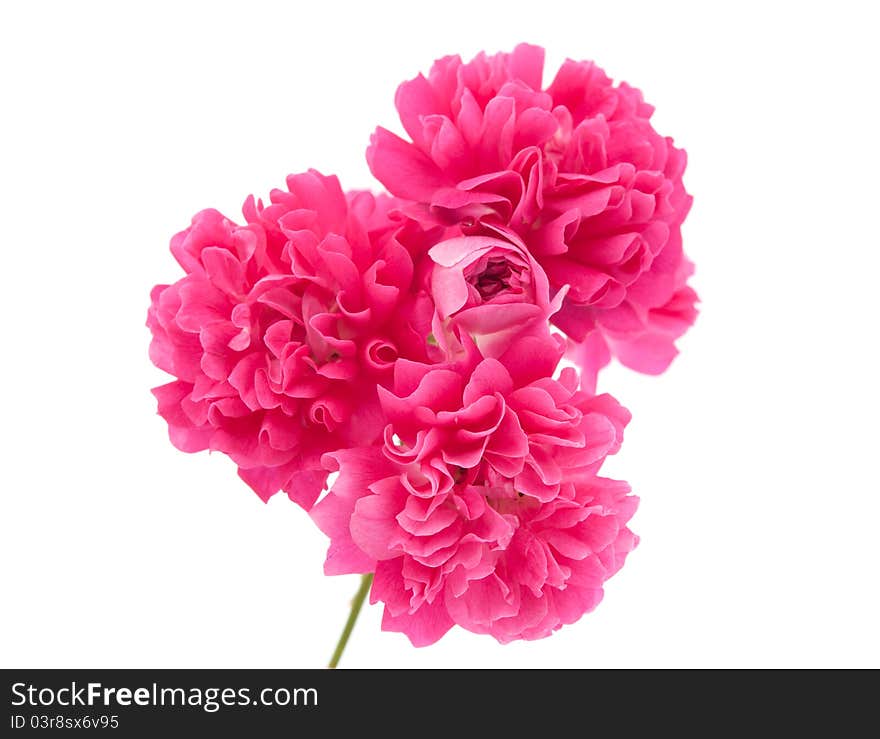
[468,257,523,300]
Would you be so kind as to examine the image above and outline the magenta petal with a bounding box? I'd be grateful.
[237,464,293,504]
[566,331,611,394]
[351,491,406,561]
[311,490,376,575]
[152,381,212,452]
[608,330,679,375]
[282,468,328,510]
[395,73,442,147]
[509,42,545,90]
[380,598,454,647]
[321,447,394,500]
[554,585,604,626]
[429,261,472,317]
[201,247,246,296]
[428,235,500,267]
[367,127,449,200]
[495,330,564,387]
[445,574,518,630]
[455,303,542,335]
[461,358,513,403]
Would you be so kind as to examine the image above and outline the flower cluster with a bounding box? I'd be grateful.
[148,44,696,646]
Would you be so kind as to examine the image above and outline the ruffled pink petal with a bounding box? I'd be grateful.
[367,127,449,201]
[380,597,455,647]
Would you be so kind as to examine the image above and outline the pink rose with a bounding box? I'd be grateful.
[367,44,698,386]
[147,171,414,507]
[312,356,637,645]
[427,231,565,357]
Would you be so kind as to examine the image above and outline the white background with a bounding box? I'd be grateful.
[2,0,878,668]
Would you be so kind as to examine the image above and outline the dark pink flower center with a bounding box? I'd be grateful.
[467,257,525,301]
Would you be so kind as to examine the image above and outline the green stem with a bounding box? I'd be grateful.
[328,573,373,669]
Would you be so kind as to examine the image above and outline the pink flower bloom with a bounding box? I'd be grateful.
[367,43,697,386]
[311,353,638,645]
[426,229,566,358]
[147,170,413,507]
